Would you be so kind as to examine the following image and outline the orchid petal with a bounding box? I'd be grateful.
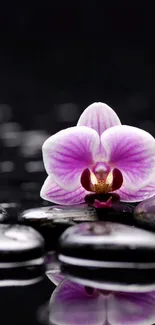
[40,176,88,205]
[117,168,155,202]
[116,181,155,202]
[101,125,155,191]
[108,291,155,325]
[46,270,65,286]
[42,126,100,191]
[49,279,106,325]
[77,102,121,136]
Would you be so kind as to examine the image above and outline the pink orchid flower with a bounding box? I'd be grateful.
[41,102,155,205]
[49,275,155,325]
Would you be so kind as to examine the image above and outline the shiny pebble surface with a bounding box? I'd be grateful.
[95,202,134,224]
[0,224,45,286]
[0,202,21,221]
[58,222,155,292]
[0,205,8,222]
[134,195,155,231]
[19,204,97,251]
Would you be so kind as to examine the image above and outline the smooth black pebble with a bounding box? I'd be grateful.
[134,195,155,231]
[19,204,97,251]
[0,205,8,222]
[0,224,45,285]
[58,221,155,292]
[0,202,20,222]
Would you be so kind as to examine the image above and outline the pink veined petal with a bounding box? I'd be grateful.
[77,102,121,136]
[40,175,89,205]
[118,170,155,202]
[107,291,155,325]
[42,126,100,191]
[101,125,155,192]
[49,279,106,325]
[116,182,155,202]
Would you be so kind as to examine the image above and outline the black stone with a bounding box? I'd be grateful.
[0,224,45,285]
[58,222,155,291]
[19,205,97,251]
[95,202,134,225]
[60,263,155,292]
[134,196,155,231]
[0,205,8,222]
[0,202,20,222]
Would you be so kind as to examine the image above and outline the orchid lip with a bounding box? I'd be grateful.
[81,168,123,194]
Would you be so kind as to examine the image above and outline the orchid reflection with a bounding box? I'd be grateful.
[49,276,155,325]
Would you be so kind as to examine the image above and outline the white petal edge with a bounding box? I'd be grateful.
[40,175,89,205]
[42,126,100,191]
[77,102,121,136]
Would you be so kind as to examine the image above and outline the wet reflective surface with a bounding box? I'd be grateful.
[49,279,155,325]
[1,180,155,325]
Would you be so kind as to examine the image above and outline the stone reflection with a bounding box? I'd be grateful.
[49,277,155,325]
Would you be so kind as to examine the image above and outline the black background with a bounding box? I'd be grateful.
[1,1,155,131]
[0,2,155,324]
